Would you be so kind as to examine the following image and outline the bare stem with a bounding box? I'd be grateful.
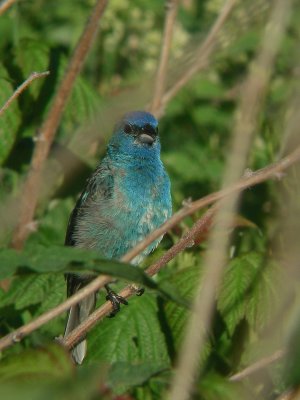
[149,0,180,116]
[168,1,292,399]
[0,0,16,16]
[11,0,109,250]
[159,0,237,115]
[0,71,50,117]
[229,349,286,382]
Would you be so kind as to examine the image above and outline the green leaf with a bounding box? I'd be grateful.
[218,252,261,335]
[245,259,280,331]
[0,274,63,310]
[0,343,73,383]
[0,64,21,165]
[108,361,168,394]
[0,245,188,308]
[198,373,254,400]
[218,253,281,334]
[13,39,50,99]
[164,261,202,350]
[87,293,170,366]
[0,358,105,400]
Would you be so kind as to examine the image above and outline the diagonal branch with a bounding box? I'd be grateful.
[229,349,286,382]
[159,0,238,115]
[62,206,217,350]
[0,276,111,351]
[149,0,180,116]
[0,0,16,16]
[1,142,300,352]
[122,143,300,264]
[11,0,109,250]
[0,71,50,117]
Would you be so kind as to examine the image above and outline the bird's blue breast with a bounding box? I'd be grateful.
[72,155,171,263]
[70,110,172,263]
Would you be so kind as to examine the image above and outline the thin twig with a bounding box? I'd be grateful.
[0,276,111,351]
[0,71,50,117]
[276,389,300,400]
[0,0,16,16]
[1,144,300,351]
[149,0,180,116]
[168,1,292,399]
[159,0,237,116]
[229,349,286,382]
[11,0,109,250]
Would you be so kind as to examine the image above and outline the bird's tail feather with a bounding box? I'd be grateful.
[64,293,96,365]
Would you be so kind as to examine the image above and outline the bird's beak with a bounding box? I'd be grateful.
[139,133,155,145]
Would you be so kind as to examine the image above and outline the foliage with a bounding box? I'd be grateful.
[0,0,300,399]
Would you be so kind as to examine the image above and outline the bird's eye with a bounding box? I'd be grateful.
[143,124,157,136]
[124,123,132,134]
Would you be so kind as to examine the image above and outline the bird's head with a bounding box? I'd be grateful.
[108,111,161,160]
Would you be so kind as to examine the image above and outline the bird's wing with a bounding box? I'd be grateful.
[64,161,113,297]
[64,161,113,247]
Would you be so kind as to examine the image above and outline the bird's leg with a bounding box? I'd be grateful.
[130,283,145,296]
[105,284,128,317]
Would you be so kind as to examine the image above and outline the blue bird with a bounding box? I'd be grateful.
[64,111,172,364]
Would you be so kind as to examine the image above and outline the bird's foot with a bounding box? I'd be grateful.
[130,283,145,297]
[105,285,128,317]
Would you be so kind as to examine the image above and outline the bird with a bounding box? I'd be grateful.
[64,110,172,364]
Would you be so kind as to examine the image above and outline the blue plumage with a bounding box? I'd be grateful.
[64,111,172,364]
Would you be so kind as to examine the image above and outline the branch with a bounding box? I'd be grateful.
[149,0,180,116]
[62,206,216,350]
[0,71,50,117]
[276,389,300,400]
[122,143,300,264]
[229,349,286,382]
[159,0,238,116]
[11,0,109,250]
[0,143,300,352]
[0,0,16,16]
[168,0,292,398]
[0,276,111,351]
[42,141,300,349]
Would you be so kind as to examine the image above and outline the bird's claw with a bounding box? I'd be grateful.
[129,283,145,297]
[106,290,128,317]
[135,287,145,296]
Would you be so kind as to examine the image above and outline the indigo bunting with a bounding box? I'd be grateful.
[64,111,172,364]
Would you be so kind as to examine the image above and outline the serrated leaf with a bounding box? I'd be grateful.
[0,64,21,165]
[87,293,170,366]
[0,274,64,310]
[0,245,188,308]
[0,343,73,383]
[164,263,201,350]
[218,252,261,335]
[218,253,281,335]
[245,259,280,331]
[13,39,50,100]
[162,260,211,366]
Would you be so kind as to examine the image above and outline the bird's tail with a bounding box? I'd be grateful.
[64,293,96,365]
